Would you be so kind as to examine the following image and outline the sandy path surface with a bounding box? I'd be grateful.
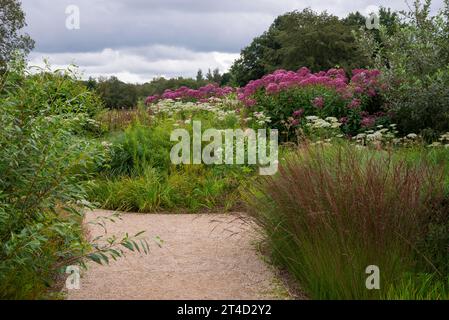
[67,210,286,300]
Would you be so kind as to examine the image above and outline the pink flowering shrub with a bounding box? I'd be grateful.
[144,67,389,137]
[237,67,387,136]
[145,83,234,104]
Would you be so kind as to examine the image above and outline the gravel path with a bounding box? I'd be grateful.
[67,210,288,300]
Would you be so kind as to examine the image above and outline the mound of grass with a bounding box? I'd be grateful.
[88,163,252,213]
[244,143,449,299]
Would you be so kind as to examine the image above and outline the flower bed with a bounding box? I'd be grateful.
[145,83,235,104]
[237,67,388,136]
[145,67,389,139]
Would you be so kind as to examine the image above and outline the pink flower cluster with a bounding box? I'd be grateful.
[237,67,383,107]
[290,109,305,126]
[350,69,385,98]
[360,116,377,128]
[360,111,386,128]
[312,96,325,109]
[348,98,362,109]
[145,84,234,105]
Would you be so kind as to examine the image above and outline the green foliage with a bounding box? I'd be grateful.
[0,59,149,299]
[106,122,173,176]
[0,0,34,68]
[89,101,254,213]
[385,273,449,299]
[252,85,348,134]
[95,76,138,109]
[270,10,366,72]
[88,164,246,213]
[230,8,368,86]
[0,60,103,298]
[347,8,401,48]
[358,0,449,137]
[3,59,104,119]
[87,168,164,213]
[388,67,449,139]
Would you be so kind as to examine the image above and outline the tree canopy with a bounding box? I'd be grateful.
[0,0,34,68]
[229,8,399,86]
[88,69,230,109]
[94,76,138,109]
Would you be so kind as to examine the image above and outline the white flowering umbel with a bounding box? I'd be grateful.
[170,121,279,175]
[251,111,272,126]
[150,98,239,121]
[429,132,449,148]
[306,116,342,129]
[303,116,344,143]
[353,125,399,147]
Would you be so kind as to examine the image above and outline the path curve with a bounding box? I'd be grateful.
[67,210,288,300]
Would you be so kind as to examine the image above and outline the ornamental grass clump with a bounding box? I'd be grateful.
[244,144,447,299]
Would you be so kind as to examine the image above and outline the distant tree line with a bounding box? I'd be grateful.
[84,6,400,109]
[90,6,401,109]
[85,68,232,109]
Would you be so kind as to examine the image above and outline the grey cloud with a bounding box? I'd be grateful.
[29,45,239,83]
[22,0,445,83]
[22,0,444,54]
[22,0,279,53]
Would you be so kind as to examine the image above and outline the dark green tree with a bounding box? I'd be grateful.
[196,69,204,82]
[343,11,366,27]
[220,72,231,86]
[212,68,222,83]
[206,68,213,81]
[357,0,449,137]
[230,32,277,86]
[0,0,35,68]
[85,76,97,91]
[96,76,137,109]
[230,8,372,85]
[272,9,367,72]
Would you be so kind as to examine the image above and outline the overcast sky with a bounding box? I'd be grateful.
[22,0,444,83]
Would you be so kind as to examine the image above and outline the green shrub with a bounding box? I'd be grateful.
[358,0,449,137]
[0,60,104,298]
[3,59,103,118]
[388,69,449,140]
[106,122,173,176]
[252,85,347,130]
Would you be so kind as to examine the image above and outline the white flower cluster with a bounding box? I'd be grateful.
[306,116,342,129]
[45,114,100,129]
[151,99,238,121]
[428,132,449,148]
[310,139,333,147]
[252,111,272,125]
[440,132,449,142]
[353,124,398,144]
[101,141,113,149]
